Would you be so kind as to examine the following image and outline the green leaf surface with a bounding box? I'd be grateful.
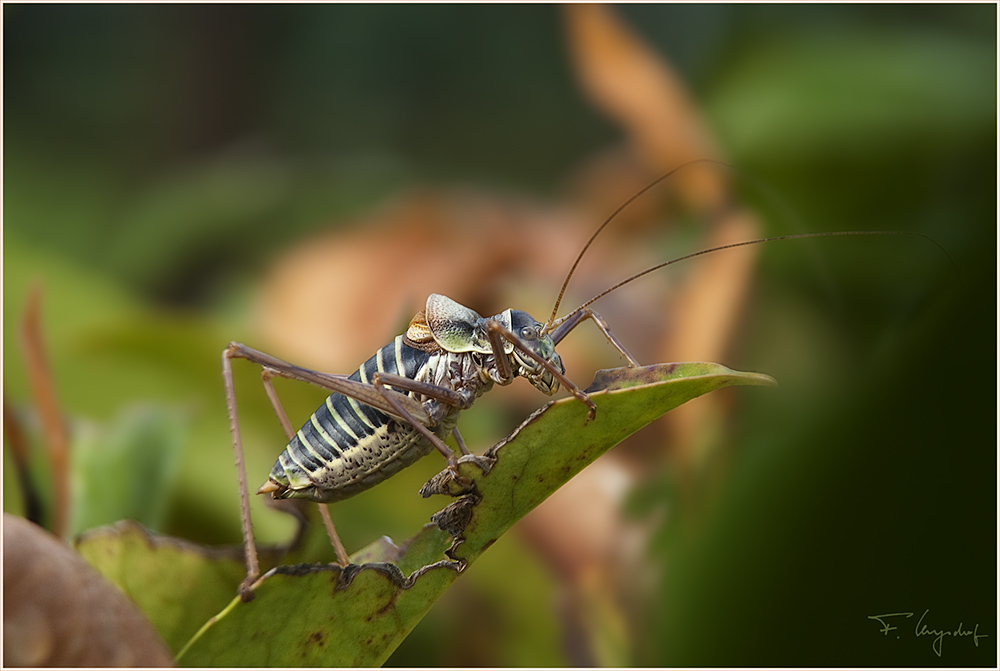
[70,404,188,536]
[75,521,248,656]
[79,362,774,666]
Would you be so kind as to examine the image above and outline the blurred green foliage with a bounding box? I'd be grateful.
[4,4,995,667]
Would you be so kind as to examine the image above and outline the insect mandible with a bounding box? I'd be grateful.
[221,160,940,598]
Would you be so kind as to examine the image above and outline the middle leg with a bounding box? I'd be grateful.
[260,367,351,567]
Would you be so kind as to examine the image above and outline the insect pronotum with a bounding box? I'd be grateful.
[222,160,942,598]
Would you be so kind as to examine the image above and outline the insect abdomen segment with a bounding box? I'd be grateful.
[265,336,440,503]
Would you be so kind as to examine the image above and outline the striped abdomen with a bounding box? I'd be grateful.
[263,336,472,503]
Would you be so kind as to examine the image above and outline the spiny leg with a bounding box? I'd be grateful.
[228,341,433,425]
[260,367,351,568]
[316,500,350,568]
[452,427,473,456]
[548,308,641,366]
[221,345,261,600]
[227,341,469,467]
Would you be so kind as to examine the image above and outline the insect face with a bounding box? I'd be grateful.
[508,310,564,395]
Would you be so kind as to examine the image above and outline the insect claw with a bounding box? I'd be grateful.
[238,576,258,603]
[572,390,597,422]
[448,463,473,489]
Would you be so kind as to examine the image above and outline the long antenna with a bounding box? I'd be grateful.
[546,230,951,331]
[542,158,732,333]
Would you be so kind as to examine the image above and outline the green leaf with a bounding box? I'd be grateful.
[709,31,995,160]
[75,521,248,656]
[70,404,188,536]
[78,362,775,666]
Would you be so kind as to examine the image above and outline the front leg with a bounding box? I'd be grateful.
[483,320,598,422]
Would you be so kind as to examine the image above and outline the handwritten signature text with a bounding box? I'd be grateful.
[868,609,989,657]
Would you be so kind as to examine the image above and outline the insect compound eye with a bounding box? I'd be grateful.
[520,326,537,341]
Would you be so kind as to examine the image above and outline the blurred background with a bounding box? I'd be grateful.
[3,4,995,667]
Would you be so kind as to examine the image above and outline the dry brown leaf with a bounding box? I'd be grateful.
[562,3,724,206]
[19,285,70,539]
[3,514,173,667]
[562,3,762,460]
[527,8,764,663]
